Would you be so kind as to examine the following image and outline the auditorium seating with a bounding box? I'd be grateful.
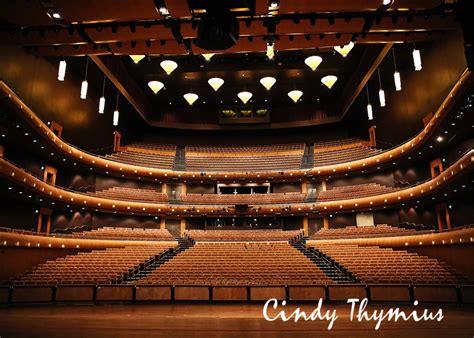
[181,192,305,205]
[314,138,382,166]
[12,245,175,285]
[317,183,399,201]
[65,227,175,241]
[88,186,168,203]
[185,229,302,242]
[310,224,429,240]
[311,243,466,284]
[105,143,176,170]
[136,242,331,286]
[184,144,304,172]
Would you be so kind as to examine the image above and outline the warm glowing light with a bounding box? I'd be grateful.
[208,77,224,91]
[148,80,164,94]
[98,97,105,114]
[378,89,386,107]
[58,60,66,81]
[238,91,253,104]
[367,104,373,120]
[394,71,402,91]
[202,53,214,61]
[80,80,88,99]
[184,93,199,105]
[113,110,119,126]
[266,43,275,59]
[129,55,145,64]
[413,48,422,71]
[259,77,276,90]
[288,90,303,103]
[334,41,354,57]
[321,75,338,89]
[160,60,178,74]
[304,55,323,71]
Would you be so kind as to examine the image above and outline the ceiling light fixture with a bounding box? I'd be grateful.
[57,59,66,81]
[238,91,253,104]
[288,90,303,103]
[148,80,164,94]
[366,85,373,120]
[160,60,178,75]
[392,48,402,91]
[413,44,422,71]
[99,75,106,114]
[158,6,169,16]
[266,42,275,59]
[184,93,199,105]
[113,91,120,126]
[80,57,89,99]
[382,0,392,5]
[208,77,224,91]
[321,75,338,89]
[334,41,354,57]
[260,76,276,90]
[129,55,145,64]
[202,53,214,61]
[377,68,386,107]
[304,55,322,71]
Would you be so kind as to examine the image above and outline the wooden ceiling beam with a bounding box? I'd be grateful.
[337,43,393,118]
[90,55,150,123]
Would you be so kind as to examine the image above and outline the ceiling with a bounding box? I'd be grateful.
[0,0,461,127]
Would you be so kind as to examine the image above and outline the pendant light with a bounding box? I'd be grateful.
[288,89,303,103]
[58,59,66,81]
[238,91,252,104]
[113,91,120,126]
[259,76,276,90]
[334,41,354,57]
[99,76,106,114]
[129,55,145,64]
[208,77,224,91]
[266,42,275,59]
[412,43,422,71]
[321,75,338,89]
[392,48,402,91]
[304,55,322,71]
[366,85,373,121]
[184,92,199,105]
[148,81,164,94]
[377,68,386,107]
[80,57,89,99]
[160,60,178,75]
[202,53,214,62]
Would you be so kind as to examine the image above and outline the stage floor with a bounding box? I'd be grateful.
[1,302,473,337]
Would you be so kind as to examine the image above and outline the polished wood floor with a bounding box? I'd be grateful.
[0,303,473,337]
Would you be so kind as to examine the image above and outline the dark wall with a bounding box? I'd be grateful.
[327,171,395,189]
[0,197,37,230]
[282,216,303,230]
[346,30,467,145]
[328,213,356,228]
[398,206,436,227]
[95,175,162,192]
[393,163,431,185]
[91,213,161,229]
[272,182,302,193]
[186,183,216,194]
[51,211,93,230]
[373,209,400,225]
[0,46,145,151]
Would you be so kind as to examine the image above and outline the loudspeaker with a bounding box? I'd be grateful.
[196,2,239,50]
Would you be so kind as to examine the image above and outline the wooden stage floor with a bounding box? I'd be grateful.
[0,302,473,337]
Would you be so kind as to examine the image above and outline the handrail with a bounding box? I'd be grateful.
[1,149,472,216]
[0,68,471,182]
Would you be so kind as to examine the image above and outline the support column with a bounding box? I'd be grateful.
[321,181,327,192]
[302,216,309,236]
[180,218,186,236]
[43,165,58,185]
[430,158,444,178]
[37,207,53,234]
[301,182,307,194]
[368,125,377,147]
[181,183,187,195]
[113,131,122,152]
[436,203,452,231]
[323,216,329,229]
[50,121,63,138]
[160,217,166,230]
[0,144,4,158]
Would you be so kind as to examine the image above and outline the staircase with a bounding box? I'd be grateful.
[173,146,186,171]
[123,237,193,283]
[292,238,356,284]
[301,143,314,169]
